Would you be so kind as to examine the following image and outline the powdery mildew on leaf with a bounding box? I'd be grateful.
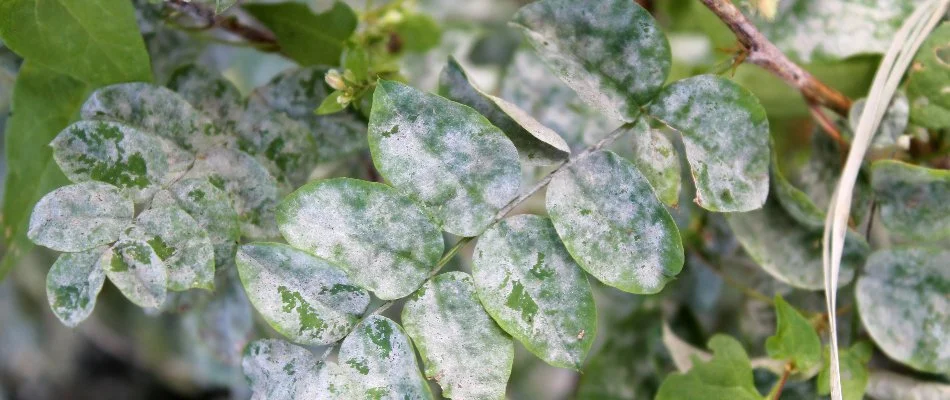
[153,178,240,266]
[369,80,521,237]
[242,339,333,400]
[401,272,513,399]
[472,215,595,369]
[546,150,683,294]
[51,120,193,203]
[236,243,370,345]
[726,198,866,290]
[796,132,874,222]
[239,97,318,186]
[46,246,108,327]
[28,182,134,252]
[511,0,671,122]
[102,238,168,308]
[167,64,244,134]
[906,23,950,130]
[196,269,254,365]
[770,149,826,229]
[856,248,950,374]
[627,120,681,207]
[123,205,214,291]
[647,75,770,212]
[438,57,570,165]
[336,315,434,400]
[277,178,443,300]
[871,160,950,241]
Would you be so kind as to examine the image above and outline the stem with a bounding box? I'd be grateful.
[165,0,280,51]
[699,0,852,116]
[768,362,794,399]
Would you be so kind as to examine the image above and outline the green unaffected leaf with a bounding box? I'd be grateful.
[315,91,346,115]
[903,22,950,129]
[244,2,357,67]
[655,335,763,400]
[335,315,433,399]
[46,246,108,327]
[871,160,950,241]
[765,296,821,372]
[393,13,442,53]
[818,342,873,400]
[28,182,134,252]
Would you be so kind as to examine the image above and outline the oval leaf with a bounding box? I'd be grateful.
[242,339,334,400]
[46,246,108,327]
[871,160,950,241]
[627,120,682,207]
[102,238,168,308]
[167,63,244,132]
[28,182,134,252]
[153,178,241,266]
[124,205,215,291]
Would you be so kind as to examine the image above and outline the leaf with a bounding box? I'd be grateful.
[196,269,254,364]
[152,178,241,266]
[401,272,513,399]
[866,370,950,400]
[871,160,950,241]
[655,335,763,400]
[194,0,237,14]
[770,149,825,229]
[239,96,318,186]
[276,178,443,300]
[856,247,950,374]
[315,91,346,115]
[795,132,875,222]
[546,150,683,294]
[394,13,442,53]
[368,80,521,237]
[27,182,134,252]
[102,238,168,309]
[438,57,570,165]
[818,342,873,400]
[511,0,671,122]
[46,246,108,327]
[848,93,909,149]
[51,120,193,203]
[907,23,950,129]
[336,315,434,400]
[167,64,244,133]
[471,214,596,369]
[242,339,334,400]
[726,198,867,290]
[243,2,357,66]
[123,206,214,291]
[236,243,370,346]
[765,295,821,372]
[647,75,770,212]
[627,120,682,207]
[0,0,152,85]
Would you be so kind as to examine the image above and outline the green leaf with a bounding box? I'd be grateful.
[511,0,671,122]
[856,247,950,374]
[46,246,108,327]
[152,178,241,266]
[336,315,434,400]
[627,120,682,207]
[438,57,571,165]
[726,197,867,290]
[907,23,950,129]
[236,243,370,346]
[818,342,873,400]
[770,148,825,229]
[0,0,152,85]
[102,238,168,309]
[401,272,513,399]
[342,46,369,80]
[28,182,133,252]
[472,215,596,369]
[315,91,346,115]
[276,178,443,300]
[546,150,683,294]
[244,2,357,67]
[368,80,521,237]
[51,120,193,203]
[166,64,244,133]
[647,75,770,212]
[765,296,821,372]
[871,160,950,241]
[242,339,335,400]
[194,0,237,15]
[848,93,909,149]
[123,206,214,291]
[394,13,442,53]
[655,335,763,400]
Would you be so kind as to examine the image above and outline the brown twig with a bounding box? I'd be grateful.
[699,0,852,116]
[165,0,279,50]
[769,362,794,399]
[807,101,850,149]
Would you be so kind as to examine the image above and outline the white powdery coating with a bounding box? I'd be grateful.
[28,182,134,252]
[472,215,596,369]
[242,339,333,400]
[401,272,513,399]
[125,205,214,291]
[46,246,108,327]
[647,75,769,212]
[871,161,950,241]
[235,243,370,346]
[511,0,670,122]
[277,179,443,300]
[184,147,279,239]
[856,248,950,374]
[197,270,254,365]
[102,238,169,309]
[337,315,433,399]
[161,178,241,265]
[628,121,681,206]
[368,81,521,237]
[51,120,193,203]
[546,150,683,294]
[239,96,318,185]
[167,64,244,129]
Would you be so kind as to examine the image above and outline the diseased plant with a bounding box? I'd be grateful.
[1,0,948,399]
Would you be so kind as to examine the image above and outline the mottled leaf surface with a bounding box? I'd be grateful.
[46,246,108,327]
[153,178,240,266]
[102,238,168,308]
[796,132,874,222]
[627,120,681,207]
[856,248,950,374]
[124,206,214,291]
[277,179,443,300]
[369,80,521,237]
[546,150,683,294]
[28,182,134,252]
[242,339,333,400]
[472,215,596,369]
[336,315,433,400]
[655,335,762,400]
[167,64,244,133]
[871,161,950,241]
[766,296,821,372]
[511,0,671,122]
[239,98,318,186]
[402,272,513,399]
[647,75,770,212]
[236,243,370,345]
[907,23,950,129]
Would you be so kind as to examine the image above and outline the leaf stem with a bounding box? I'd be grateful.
[165,0,280,50]
[767,362,794,399]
